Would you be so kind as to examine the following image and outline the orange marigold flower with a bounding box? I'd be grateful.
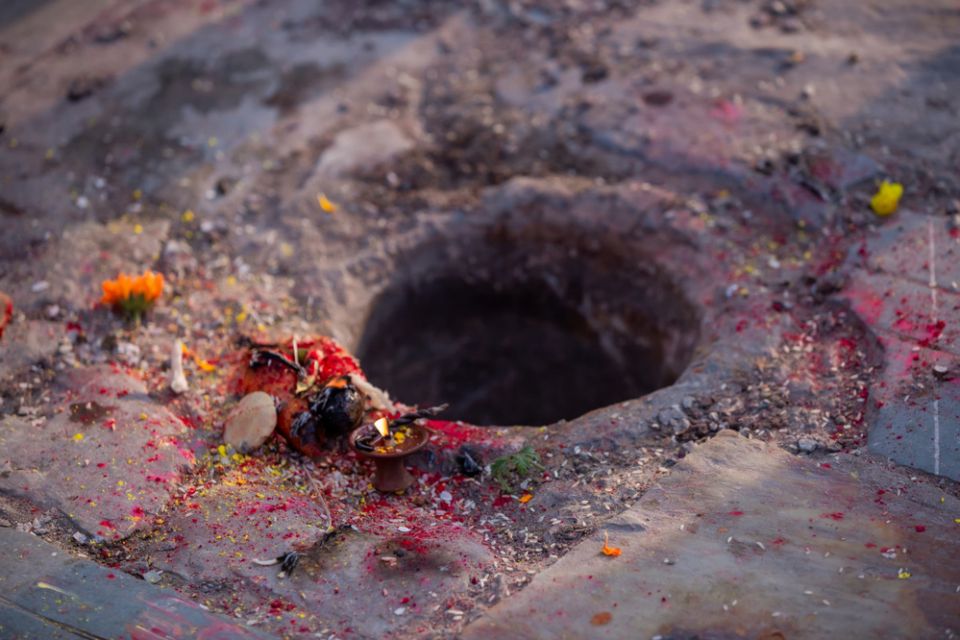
[100,273,133,306]
[100,270,164,322]
[130,270,164,302]
[601,531,621,557]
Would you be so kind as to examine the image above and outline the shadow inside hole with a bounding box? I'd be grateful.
[356,243,699,426]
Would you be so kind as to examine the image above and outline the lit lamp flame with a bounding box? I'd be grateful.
[374,417,390,438]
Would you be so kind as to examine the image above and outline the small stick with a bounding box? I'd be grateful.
[390,404,448,427]
[252,557,281,567]
[235,335,278,349]
[249,348,307,378]
[169,340,188,394]
[252,552,300,578]
[254,473,334,579]
[302,464,336,537]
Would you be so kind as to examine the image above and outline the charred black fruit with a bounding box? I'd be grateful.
[289,377,366,447]
[290,410,321,446]
[456,445,483,476]
[313,377,365,438]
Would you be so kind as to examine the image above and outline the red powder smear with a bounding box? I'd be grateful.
[492,495,513,508]
[918,320,946,348]
[820,512,844,521]
[735,320,748,333]
[865,542,877,549]
[268,599,297,615]
[99,519,115,529]
[106,573,116,580]
[951,228,959,239]
[728,510,744,517]
[359,505,474,555]
[844,287,885,326]
[892,315,917,334]
[819,463,832,469]
[914,525,926,533]
[0,293,11,340]
[425,419,501,449]
[836,337,858,352]
[711,99,741,126]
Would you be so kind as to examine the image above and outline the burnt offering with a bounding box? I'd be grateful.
[237,336,365,457]
[290,376,365,445]
[349,406,445,492]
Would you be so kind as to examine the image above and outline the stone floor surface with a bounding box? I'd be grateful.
[0,527,269,639]
[463,432,960,639]
[0,0,959,638]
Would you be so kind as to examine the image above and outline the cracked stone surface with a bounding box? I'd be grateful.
[149,481,334,582]
[463,432,960,639]
[842,213,960,480]
[0,367,191,540]
[0,527,269,639]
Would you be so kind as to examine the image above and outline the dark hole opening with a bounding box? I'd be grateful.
[356,237,699,426]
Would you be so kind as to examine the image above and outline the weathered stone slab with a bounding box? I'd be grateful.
[866,332,960,481]
[463,433,960,639]
[0,602,86,639]
[0,318,64,383]
[841,224,960,480]
[0,366,192,540]
[150,480,333,582]
[0,528,268,639]
[145,477,495,638]
[843,270,959,354]
[287,524,493,638]
[0,220,170,317]
[800,147,880,193]
[316,120,415,177]
[860,213,960,293]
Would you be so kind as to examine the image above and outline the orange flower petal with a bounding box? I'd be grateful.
[193,355,216,372]
[601,531,622,557]
[100,270,163,308]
